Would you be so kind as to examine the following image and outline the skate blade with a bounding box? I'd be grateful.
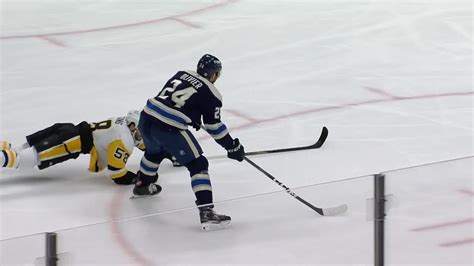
[201,221,231,231]
[129,194,158,199]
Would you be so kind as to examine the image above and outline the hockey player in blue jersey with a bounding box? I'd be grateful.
[133,54,245,230]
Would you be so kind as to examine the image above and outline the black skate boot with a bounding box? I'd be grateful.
[130,182,162,199]
[199,207,231,231]
[130,171,161,199]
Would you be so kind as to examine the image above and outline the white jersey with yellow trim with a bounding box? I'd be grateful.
[88,117,135,179]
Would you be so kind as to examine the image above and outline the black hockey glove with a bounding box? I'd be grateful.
[113,170,138,185]
[190,121,202,131]
[227,138,245,162]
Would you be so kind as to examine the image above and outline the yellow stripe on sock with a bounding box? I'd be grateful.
[1,141,10,150]
[6,150,16,168]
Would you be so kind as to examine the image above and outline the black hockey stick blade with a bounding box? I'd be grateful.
[206,127,329,161]
[245,126,328,156]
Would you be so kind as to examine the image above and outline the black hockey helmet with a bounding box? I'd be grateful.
[197,54,222,78]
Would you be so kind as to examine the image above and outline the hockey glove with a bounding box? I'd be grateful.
[190,121,202,131]
[113,170,138,185]
[227,138,245,162]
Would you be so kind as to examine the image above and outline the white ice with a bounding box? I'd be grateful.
[0,0,473,265]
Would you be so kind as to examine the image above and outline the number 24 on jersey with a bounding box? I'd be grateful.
[158,79,197,108]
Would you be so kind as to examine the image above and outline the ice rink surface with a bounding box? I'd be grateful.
[0,0,473,265]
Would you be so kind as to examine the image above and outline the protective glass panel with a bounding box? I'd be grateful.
[385,157,473,265]
[47,176,373,265]
[0,233,45,265]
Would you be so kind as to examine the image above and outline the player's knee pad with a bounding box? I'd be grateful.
[186,156,209,176]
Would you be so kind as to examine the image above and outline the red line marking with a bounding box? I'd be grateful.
[233,91,474,130]
[226,109,259,122]
[439,238,474,247]
[198,90,474,141]
[364,86,402,99]
[1,0,236,40]
[37,36,67,47]
[108,190,152,266]
[458,189,474,196]
[411,218,474,232]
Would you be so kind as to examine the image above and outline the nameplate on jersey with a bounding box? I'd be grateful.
[179,73,203,89]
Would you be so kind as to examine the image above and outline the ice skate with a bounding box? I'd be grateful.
[130,183,162,199]
[199,207,231,231]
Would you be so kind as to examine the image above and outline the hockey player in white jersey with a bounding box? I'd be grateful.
[0,110,149,185]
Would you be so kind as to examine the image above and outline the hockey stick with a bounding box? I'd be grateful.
[207,127,329,160]
[244,156,348,216]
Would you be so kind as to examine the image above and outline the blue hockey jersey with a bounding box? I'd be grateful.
[143,70,233,148]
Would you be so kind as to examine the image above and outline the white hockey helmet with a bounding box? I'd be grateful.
[126,110,145,150]
[126,110,140,127]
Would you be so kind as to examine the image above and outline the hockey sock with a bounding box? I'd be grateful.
[1,150,18,168]
[192,171,213,205]
[17,147,40,169]
[187,156,213,205]
[14,142,30,153]
[139,156,160,177]
[0,147,40,169]
[1,141,12,150]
